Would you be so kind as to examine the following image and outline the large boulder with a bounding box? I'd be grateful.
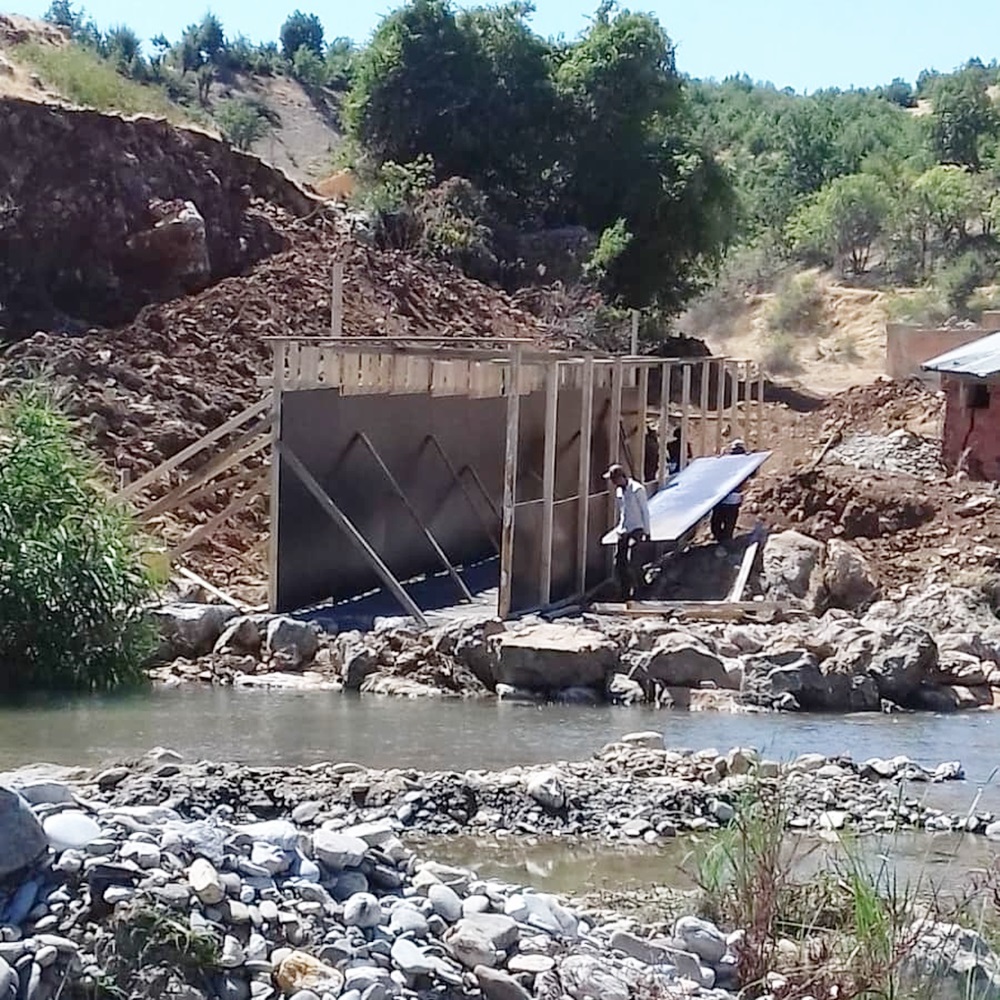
[761,531,826,609]
[0,786,47,879]
[492,624,617,693]
[151,603,238,660]
[265,616,320,668]
[823,539,878,610]
[631,633,736,689]
[867,624,937,703]
[744,650,879,712]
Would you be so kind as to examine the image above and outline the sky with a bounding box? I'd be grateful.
[12,0,1000,94]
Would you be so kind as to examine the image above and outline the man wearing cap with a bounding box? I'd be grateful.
[603,463,651,601]
[710,439,747,543]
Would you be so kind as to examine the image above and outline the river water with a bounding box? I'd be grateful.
[4,687,1000,900]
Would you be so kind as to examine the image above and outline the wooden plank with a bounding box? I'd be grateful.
[699,360,711,457]
[140,463,265,522]
[499,347,523,619]
[630,309,639,356]
[300,343,319,388]
[169,469,269,559]
[267,343,285,611]
[658,362,671,483]
[540,361,559,605]
[714,358,726,454]
[340,351,362,394]
[610,359,623,465]
[576,356,595,596]
[679,364,692,470]
[119,396,270,501]
[331,261,344,337]
[278,442,428,624]
[176,566,252,613]
[635,364,649,485]
[322,348,340,389]
[757,368,766,450]
[726,541,760,603]
[729,360,739,444]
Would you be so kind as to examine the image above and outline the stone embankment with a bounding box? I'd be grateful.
[149,528,1000,713]
[0,740,998,1000]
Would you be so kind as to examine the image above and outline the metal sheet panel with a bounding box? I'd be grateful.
[601,451,772,544]
[922,330,1000,378]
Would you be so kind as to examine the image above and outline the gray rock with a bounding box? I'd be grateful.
[0,787,46,879]
[445,923,498,970]
[151,603,238,659]
[674,916,727,964]
[824,539,879,610]
[460,914,519,951]
[761,531,825,609]
[313,832,367,872]
[390,938,435,976]
[215,617,262,657]
[903,920,1000,1000]
[633,633,734,689]
[474,966,533,1000]
[427,883,462,923]
[493,624,617,693]
[558,955,630,1000]
[343,893,382,929]
[525,771,565,812]
[342,646,379,691]
[867,625,937,703]
[388,906,428,938]
[507,954,554,975]
[265,617,320,668]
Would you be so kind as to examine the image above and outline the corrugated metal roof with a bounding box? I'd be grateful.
[922,329,1000,378]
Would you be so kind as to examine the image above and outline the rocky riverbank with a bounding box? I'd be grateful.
[1,742,999,1000]
[149,537,1000,714]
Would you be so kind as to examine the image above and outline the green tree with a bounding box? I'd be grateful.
[292,44,327,87]
[280,10,324,60]
[788,173,891,274]
[0,394,153,694]
[216,97,275,150]
[197,12,226,65]
[104,23,144,78]
[911,163,976,269]
[930,71,997,169]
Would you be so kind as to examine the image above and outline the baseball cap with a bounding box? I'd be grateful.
[602,463,625,480]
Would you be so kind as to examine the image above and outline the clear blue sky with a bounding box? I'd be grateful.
[11,0,1000,93]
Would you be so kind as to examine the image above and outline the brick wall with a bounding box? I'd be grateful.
[942,375,1000,479]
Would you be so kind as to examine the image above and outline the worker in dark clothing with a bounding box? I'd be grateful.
[710,440,748,543]
[604,463,650,601]
[666,428,692,475]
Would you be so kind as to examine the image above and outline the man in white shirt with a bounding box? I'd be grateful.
[603,463,651,601]
[710,439,747,542]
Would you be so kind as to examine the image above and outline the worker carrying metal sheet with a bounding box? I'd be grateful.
[710,439,748,542]
[603,463,650,601]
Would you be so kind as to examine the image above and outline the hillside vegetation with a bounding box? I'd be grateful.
[9,0,1000,369]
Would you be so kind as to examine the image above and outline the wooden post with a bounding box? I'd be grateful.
[630,309,639,356]
[699,360,711,458]
[757,368,766,450]
[679,364,692,470]
[729,360,739,444]
[610,358,623,465]
[540,361,559,606]
[278,443,428,625]
[499,347,523,619]
[331,261,344,337]
[267,342,286,612]
[635,364,649,484]
[714,358,726,454]
[576,356,595,596]
[658,362,671,483]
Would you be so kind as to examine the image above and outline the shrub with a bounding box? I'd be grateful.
[767,273,825,334]
[0,393,154,694]
[760,330,801,375]
[936,251,994,318]
[291,44,327,88]
[280,10,324,60]
[215,97,276,151]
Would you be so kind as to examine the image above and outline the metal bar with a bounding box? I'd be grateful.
[540,362,559,605]
[714,358,726,454]
[278,442,428,625]
[419,436,500,551]
[460,465,502,523]
[353,432,473,603]
[680,364,692,470]
[576,357,595,596]
[499,346,523,619]
[119,396,270,500]
[699,360,711,458]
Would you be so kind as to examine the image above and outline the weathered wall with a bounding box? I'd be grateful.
[941,375,1000,479]
[274,386,617,614]
[886,323,991,382]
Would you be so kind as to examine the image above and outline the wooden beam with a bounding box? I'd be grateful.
[355,432,473,603]
[499,347,523,619]
[169,469,269,559]
[175,566,252,613]
[610,358,623,465]
[267,343,285,612]
[726,541,760,603]
[630,309,639,356]
[635,364,649,485]
[699,360,711,458]
[729,360,739,444]
[658,362,671,483]
[576,356,595,596]
[679,364,692,470]
[539,362,559,606]
[119,396,270,501]
[278,442,428,625]
[757,368,766,450]
[331,260,344,337]
[714,358,726,454]
[140,463,265,523]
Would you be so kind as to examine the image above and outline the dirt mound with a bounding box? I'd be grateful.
[748,466,1000,589]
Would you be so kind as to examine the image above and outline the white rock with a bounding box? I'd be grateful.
[43,811,101,852]
[619,731,664,750]
[391,938,436,976]
[525,770,565,811]
[313,831,367,871]
[120,841,161,869]
[221,935,246,969]
[343,892,382,928]
[189,858,226,905]
[428,883,462,922]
